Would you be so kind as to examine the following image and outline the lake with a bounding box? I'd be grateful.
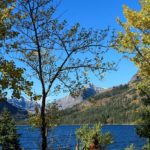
[17,125,146,150]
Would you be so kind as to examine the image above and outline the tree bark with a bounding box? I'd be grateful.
[41,94,47,150]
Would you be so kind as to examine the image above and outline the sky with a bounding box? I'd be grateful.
[56,0,140,86]
[8,0,141,100]
[45,0,140,100]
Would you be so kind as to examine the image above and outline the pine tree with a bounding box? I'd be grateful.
[0,108,21,150]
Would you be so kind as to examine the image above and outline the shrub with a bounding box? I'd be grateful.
[76,123,113,150]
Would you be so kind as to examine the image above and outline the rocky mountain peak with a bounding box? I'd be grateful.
[56,84,105,109]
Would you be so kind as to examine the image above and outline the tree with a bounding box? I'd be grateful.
[0,0,33,99]
[76,123,113,150]
[115,0,150,147]
[10,0,116,149]
[0,108,21,150]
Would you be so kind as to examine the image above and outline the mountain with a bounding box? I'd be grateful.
[60,76,141,124]
[0,99,28,120]
[57,95,83,110]
[57,84,105,109]
[7,96,40,112]
[82,84,104,100]
[129,73,140,84]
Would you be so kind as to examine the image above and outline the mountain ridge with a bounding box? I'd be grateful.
[60,75,140,124]
[56,84,105,109]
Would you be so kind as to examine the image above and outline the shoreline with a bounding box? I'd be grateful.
[16,123,138,126]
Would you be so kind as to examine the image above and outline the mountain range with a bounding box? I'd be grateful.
[7,96,40,112]
[0,74,140,124]
[60,75,140,124]
[0,84,106,120]
[0,96,40,120]
[56,84,105,109]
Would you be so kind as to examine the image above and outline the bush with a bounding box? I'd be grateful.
[76,123,113,150]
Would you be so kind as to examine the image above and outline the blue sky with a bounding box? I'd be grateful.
[44,0,140,100]
[8,0,141,100]
[53,0,140,89]
[58,0,140,28]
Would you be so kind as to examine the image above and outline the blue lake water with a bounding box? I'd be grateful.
[17,125,146,150]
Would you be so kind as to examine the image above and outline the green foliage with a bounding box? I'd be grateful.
[124,144,135,150]
[0,108,21,150]
[76,123,113,150]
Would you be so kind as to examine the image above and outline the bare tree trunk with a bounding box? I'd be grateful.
[41,94,47,150]
[75,142,79,150]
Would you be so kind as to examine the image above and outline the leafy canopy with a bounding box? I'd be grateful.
[9,0,116,99]
[115,0,150,95]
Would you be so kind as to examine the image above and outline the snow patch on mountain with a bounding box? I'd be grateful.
[7,96,40,112]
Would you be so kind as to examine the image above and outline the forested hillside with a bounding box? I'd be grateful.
[60,82,141,124]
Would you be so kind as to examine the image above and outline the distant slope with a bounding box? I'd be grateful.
[60,81,141,124]
[0,99,28,120]
[57,84,105,109]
